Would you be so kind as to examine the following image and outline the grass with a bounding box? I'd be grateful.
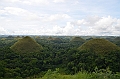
[70,37,85,42]
[36,72,91,79]
[1,69,120,79]
[35,68,120,79]
[78,38,120,54]
[10,36,43,53]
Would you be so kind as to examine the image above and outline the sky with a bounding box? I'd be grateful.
[0,0,120,36]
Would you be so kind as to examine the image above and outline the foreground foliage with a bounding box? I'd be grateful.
[36,68,120,79]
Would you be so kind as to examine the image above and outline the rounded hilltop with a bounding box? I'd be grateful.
[47,37,63,43]
[70,37,85,43]
[78,38,120,54]
[10,36,43,53]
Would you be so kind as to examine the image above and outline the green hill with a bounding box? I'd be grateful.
[10,36,43,53]
[78,38,120,54]
[70,37,85,43]
[47,37,53,40]
[114,37,120,47]
[47,37,62,43]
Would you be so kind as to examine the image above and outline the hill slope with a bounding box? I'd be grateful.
[10,36,43,53]
[78,38,120,54]
[47,37,63,43]
[70,37,85,42]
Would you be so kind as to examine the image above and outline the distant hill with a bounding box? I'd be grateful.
[115,37,120,41]
[70,37,85,43]
[47,37,53,40]
[78,38,120,54]
[114,37,120,47]
[10,36,43,53]
[47,37,63,43]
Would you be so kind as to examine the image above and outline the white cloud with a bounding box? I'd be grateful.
[1,16,119,36]
[68,16,119,36]
[0,10,5,14]
[1,0,20,3]
[43,14,71,22]
[73,19,88,26]
[22,0,49,5]
[0,27,9,35]
[13,30,40,35]
[2,7,40,21]
[85,16,101,26]
[63,22,75,35]
[95,16,116,28]
[53,0,67,3]
[0,0,120,36]
[73,1,79,5]
[15,22,76,35]
[42,22,78,35]
[1,7,71,22]
[84,16,120,36]
[1,0,49,5]
[1,0,68,5]
[93,16,118,35]
[4,7,27,16]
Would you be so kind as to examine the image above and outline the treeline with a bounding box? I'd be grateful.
[0,36,120,78]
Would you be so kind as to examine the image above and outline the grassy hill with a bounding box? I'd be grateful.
[114,37,120,47]
[47,37,63,43]
[78,38,120,54]
[70,37,85,43]
[10,36,43,53]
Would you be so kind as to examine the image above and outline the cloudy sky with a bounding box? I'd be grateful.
[0,0,120,36]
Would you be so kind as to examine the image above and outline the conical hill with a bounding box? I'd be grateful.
[47,37,62,43]
[78,38,120,54]
[10,36,43,53]
[70,37,85,42]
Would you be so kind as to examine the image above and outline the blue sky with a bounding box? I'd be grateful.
[0,0,120,36]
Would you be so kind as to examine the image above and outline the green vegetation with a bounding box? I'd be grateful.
[10,36,43,53]
[70,36,85,43]
[0,36,120,79]
[47,37,63,43]
[36,68,120,79]
[78,38,120,54]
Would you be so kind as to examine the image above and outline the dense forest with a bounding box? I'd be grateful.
[0,35,120,79]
